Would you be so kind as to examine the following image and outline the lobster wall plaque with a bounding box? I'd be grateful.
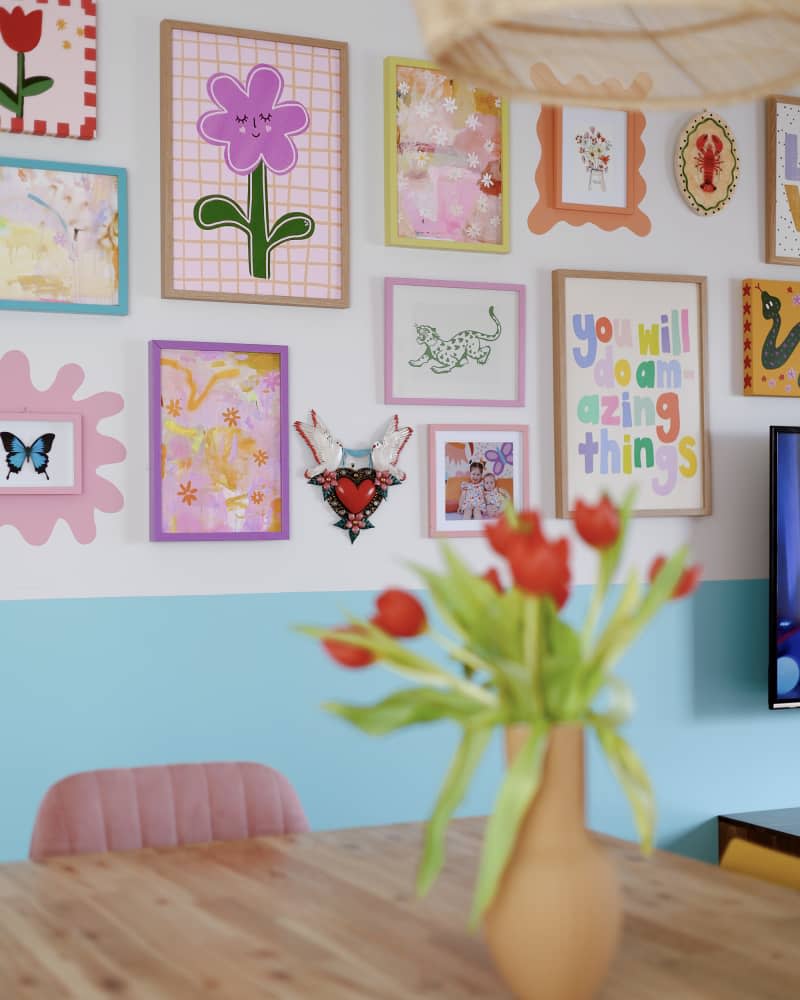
[294,411,413,543]
[675,111,739,216]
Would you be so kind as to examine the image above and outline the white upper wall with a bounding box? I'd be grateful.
[0,0,791,600]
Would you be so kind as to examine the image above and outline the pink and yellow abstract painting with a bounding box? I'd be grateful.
[152,342,288,540]
[385,58,509,252]
[0,160,126,313]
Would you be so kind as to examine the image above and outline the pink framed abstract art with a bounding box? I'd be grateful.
[149,340,289,542]
[0,0,96,140]
[385,278,525,406]
[160,20,349,307]
[428,424,529,538]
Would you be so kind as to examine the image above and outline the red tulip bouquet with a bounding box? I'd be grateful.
[301,493,700,924]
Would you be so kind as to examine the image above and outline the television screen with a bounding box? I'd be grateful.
[771,426,800,708]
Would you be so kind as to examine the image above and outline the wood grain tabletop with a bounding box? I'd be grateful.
[0,816,798,998]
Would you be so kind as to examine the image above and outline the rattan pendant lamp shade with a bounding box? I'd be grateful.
[413,0,800,108]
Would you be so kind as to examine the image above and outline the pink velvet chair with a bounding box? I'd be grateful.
[29,762,309,861]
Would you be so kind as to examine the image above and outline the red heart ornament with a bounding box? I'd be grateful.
[335,477,377,514]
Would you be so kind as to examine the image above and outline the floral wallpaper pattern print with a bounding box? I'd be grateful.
[161,21,348,307]
[150,341,289,541]
[384,57,508,252]
[0,0,96,140]
[0,157,127,314]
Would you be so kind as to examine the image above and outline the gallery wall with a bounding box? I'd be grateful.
[1,0,799,862]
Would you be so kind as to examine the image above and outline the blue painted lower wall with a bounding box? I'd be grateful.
[1,579,796,864]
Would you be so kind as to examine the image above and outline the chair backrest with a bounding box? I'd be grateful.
[720,837,800,892]
[29,762,309,861]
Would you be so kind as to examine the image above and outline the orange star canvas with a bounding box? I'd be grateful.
[743,279,800,397]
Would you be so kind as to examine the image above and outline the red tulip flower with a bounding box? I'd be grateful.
[508,535,571,609]
[574,496,620,550]
[322,627,375,669]
[649,556,703,599]
[0,6,42,53]
[373,589,427,638]
[482,568,504,593]
[485,510,543,557]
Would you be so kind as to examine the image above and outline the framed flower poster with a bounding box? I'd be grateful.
[767,96,800,264]
[553,270,710,518]
[385,278,524,406]
[0,0,96,140]
[160,20,348,307]
[384,56,509,252]
[428,424,529,537]
[149,340,289,541]
[0,157,127,314]
[527,71,649,237]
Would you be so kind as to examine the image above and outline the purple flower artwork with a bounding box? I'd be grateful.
[194,63,314,280]
[198,65,309,176]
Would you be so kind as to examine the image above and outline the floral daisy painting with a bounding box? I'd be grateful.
[0,157,127,314]
[384,57,509,253]
[149,341,289,541]
[160,21,349,307]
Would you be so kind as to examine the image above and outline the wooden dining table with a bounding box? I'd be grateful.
[0,816,798,998]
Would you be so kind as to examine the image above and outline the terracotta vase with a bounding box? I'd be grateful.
[483,724,621,1000]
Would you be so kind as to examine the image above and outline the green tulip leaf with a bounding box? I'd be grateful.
[324,687,491,735]
[471,720,549,925]
[0,83,17,113]
[22,76,54,97]
[593,723,655,852]
[417,722,494,897]
[268,211,315,249]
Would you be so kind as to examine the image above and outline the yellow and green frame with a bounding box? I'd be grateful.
[383,56,510,253]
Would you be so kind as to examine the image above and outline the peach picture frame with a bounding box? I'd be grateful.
[528,69,651,237]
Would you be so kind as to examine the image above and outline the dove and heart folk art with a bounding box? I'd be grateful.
[294,411,413,543]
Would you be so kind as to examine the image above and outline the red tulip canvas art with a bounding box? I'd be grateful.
[0,1,96,140]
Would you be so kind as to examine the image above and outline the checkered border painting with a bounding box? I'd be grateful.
[160,20,349,308]
[0,0,96,140]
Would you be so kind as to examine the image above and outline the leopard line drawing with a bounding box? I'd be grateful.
[408,306,502,374]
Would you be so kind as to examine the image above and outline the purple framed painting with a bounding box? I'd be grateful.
[149,340,289,541]
[384,278,525,406]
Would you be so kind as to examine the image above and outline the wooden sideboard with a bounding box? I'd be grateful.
[718,807,800,859]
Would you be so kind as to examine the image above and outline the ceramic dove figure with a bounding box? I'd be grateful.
[293,411,343,478]
[371,415,413,481]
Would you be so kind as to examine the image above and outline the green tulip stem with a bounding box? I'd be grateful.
[15,52,24,118]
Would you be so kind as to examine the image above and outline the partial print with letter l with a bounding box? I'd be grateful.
[767,96,800,264]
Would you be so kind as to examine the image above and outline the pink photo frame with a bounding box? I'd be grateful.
[428,423,529,538]
[385,278,525,407]
[0,411,81,495]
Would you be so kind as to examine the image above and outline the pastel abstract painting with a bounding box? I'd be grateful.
[150,341,289,541]
[0,158,127,313]
[384,57,509,252]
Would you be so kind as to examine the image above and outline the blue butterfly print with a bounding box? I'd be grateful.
[0,431,56,480]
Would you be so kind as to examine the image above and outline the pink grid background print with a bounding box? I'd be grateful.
[169,28,344,302]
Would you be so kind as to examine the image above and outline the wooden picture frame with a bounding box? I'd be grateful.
[528,69,650,237]
[428,424,529,537]
[384,277,525,406]
[384,56,510,253]
[0,156,128,314]
[149,340,289,542]
[767,95,800,265]
[160,20,349,307]
[552,107,635,215]
[552,270,710,518]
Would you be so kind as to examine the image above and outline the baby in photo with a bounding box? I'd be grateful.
[482,471,509,519]
[458,460,486,519]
